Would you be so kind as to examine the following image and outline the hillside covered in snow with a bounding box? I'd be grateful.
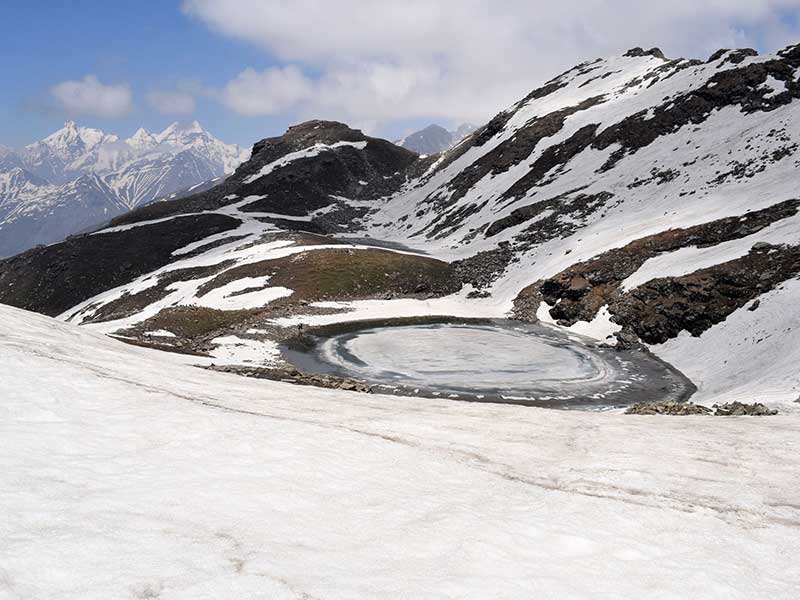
[0,121,249,257]
[1,44,800,408]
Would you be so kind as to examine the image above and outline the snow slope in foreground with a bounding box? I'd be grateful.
[1,304,799,599]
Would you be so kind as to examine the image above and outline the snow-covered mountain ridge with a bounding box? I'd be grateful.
[1,44,800,406]
[0,121,249,257]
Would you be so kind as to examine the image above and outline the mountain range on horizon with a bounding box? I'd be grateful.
[0,120,250,257]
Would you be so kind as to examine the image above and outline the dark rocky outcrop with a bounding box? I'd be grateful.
[707,48,758,64]
[514,199,800,327]
[610,243,800,344]
[437,96,604,210]
[594,55,800,170]
[626,400,777,416]
[626,401,711,415]
[238,121,417,216]
[624,47,667,60]
[452,242,514,289]
[491,191,615,248]
[712,402,777,416]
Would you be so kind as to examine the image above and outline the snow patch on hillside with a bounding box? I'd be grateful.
[244,141,368,184]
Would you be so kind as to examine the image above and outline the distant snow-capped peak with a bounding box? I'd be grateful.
[126,127,158,153]
[33,120,119,161]
[0,120,252,256]
[153,120,250,173]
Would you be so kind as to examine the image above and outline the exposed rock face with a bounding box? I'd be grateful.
[626,400,778,416]
[625,401,711,415]
[515,199,800,330]
[712,402,778,416]
[490,190,616,248]
[611,243,800,344]
[431,96,604,216]
[452,242,514,289]
[624,47,667,60]
[239,123,416,218]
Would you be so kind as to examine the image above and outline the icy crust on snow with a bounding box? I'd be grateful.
[299,320,685,406]
[243,141,368,184]
[1,304,799,598]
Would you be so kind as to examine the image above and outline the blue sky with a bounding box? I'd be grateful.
[3,0,800,149]
[1,1,290,147]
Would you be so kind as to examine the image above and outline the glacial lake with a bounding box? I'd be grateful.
[282,319,695,409]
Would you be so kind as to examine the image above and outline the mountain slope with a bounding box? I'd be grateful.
[0,173,127,258]
[2,44,800,405]
[0,121,250,257]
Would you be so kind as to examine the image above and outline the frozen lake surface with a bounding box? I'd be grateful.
[284,320,694,408]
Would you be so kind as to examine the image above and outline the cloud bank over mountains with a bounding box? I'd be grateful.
[39,0,800,137]
[182,0,800,126]
[50,75,134,119]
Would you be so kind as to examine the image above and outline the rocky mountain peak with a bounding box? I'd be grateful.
[707,47,759,64]
[623,47,667,60]
[156,120,209,144]
[39,121,117,152]
[287,120,367,144]
[125,127,158,154]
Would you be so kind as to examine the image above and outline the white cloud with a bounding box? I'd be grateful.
[183,0,800,127]
[222,66,314,116]
[146,89,196,115]
[50,75,133,118]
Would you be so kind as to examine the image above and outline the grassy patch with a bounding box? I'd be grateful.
[197,248,459,301]
[133,306,259,339]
